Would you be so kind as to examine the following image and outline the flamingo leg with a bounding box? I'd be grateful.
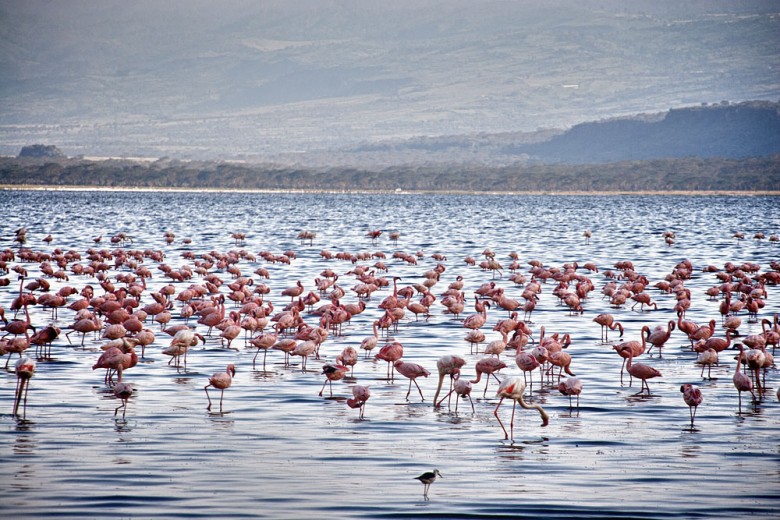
[205,384,213,410]
[413,379,425,401]
[509,400,517,441]
[494,396,508,439]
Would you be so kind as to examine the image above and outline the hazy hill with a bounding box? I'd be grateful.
[0,1,778,161]
[506,101,780,163]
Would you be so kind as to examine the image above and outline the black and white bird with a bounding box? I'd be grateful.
[414,469,442,499]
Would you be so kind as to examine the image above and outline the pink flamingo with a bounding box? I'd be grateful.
[12,356,36,418]
[336,346,359,375]
[250,332,277,370]
[696,348,718,379]
[432,354,466,408]
[494,376,549,441]
[319,363,349,397]
[205,364,236,412]
[558,377,583,412]
[621,344,662,395]
[394,360,431,401]
[113,382,134,419]
[470,357,507,397]
[680,383,703,427]
[733,346,756,413]
[346,384,371,419]
[645,320,675,356]
[593,313,624,341]
[281,280,304,301]
[360,321,379,358]
[375,342,403,381]
[631,292,658,311]
[92,346,138,386]
[613,333,647,385]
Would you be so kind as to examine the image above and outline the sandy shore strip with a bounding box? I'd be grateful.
[2,184,779,196]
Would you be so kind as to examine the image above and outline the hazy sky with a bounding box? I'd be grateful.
[1,0,778,159]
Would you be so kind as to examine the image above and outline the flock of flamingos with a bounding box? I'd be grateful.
[2,226,779,444]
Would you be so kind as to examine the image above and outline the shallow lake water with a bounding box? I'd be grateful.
[1,190,778,519]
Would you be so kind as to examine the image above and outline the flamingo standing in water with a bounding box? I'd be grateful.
[113,382,134,419]
[346,384,371,419]
[645,320,676,356]
[432,354,466,408]
[12,356,35,418]
[394,360,431,401]
[436,377,475,413]
[620,344,662,395]
[319,363,349,397]
[558,377,583,413]
[360,321,379,358]
[205,364,236,412]
[375,342,403,381]
[494,376,549,441]
[612,332,647,385]
[680,383,703,428]
[733,346,756,414]
[470,357,507,397]
[593,313,623,342]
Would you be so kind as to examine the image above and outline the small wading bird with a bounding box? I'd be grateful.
[494,376,549,441]
[204,364,236,412]
[415,469,442,500]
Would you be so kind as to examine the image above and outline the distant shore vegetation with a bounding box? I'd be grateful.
[1,154,779,193]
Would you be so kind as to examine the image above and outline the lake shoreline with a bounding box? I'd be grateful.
[2,184,779,196]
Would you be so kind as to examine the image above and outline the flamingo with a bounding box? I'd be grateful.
[394,360,431,401]
[620,344,662,395]
[375,342,403,381]
[484,330,508,358]
[360,321,379,358]
[645,320,675,356]
[463,298,489,332]
[436,377,474,413]
[630,292,658,311]
[494,376,549,441]
[205,364,236,412]
[12,356,36,418]
[336,346,359,375]
[92,346,138,386]
[733,346,756,414]
[113,382,134,419]
[346,384,371,419]
[680,383,703,428]
[558,377,583,412]
[432,354,466,408]
[319,363,348,397]
[281,280,304,301]
[593,313,624,341]
[515,350,541,391]
[613,332,647,385]
[470,357,507,397]
[415,469,442,500]
[696,348,719,379]
[291,340,317,370]
[250,332,277,370]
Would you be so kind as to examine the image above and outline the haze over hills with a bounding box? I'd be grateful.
[0,1,779,165]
